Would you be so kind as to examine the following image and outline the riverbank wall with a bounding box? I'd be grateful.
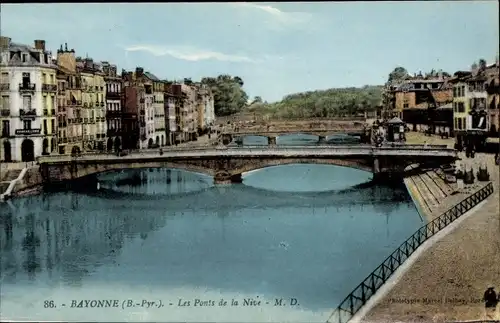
[0,166,44,201]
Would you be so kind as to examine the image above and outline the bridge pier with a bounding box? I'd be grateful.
[214,173,243,185]
[267,136,277,146]
[318,136,327,144]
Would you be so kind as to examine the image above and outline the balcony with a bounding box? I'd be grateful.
[90,118,94,123]
[15,128,41,135]
[42,84,57,92]
[20,109,37,118]
[106,92,121,100]
[84,118,89,123]
[19,83,36,93]
[84,102,88,108]
[58,88,66,95]
[1,109,9,117]
[68,100,82,106]
[100,102,105,107]
[139,98,145,103]
[51,109,56,115]
[0,83,9,91]
[106,110,122,118]
[140,109,145,115]
[107,129,121,137]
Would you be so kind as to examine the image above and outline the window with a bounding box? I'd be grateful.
[43,120,48,134]
[51,119,55,132]
[403,103,409,109]
[22,53,28,62]
[457,118,462,130]
[457,102,465,113]
[0,72,8,84]
[1,120,10,136]
[1,96,9,109]
[43,95,47,108]
[43,73,47,83]
[23,120,32,130]
[23,96,32,109]
[50,74,54,84]
[22,73,30,85]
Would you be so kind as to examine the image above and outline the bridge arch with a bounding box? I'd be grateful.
[233,159,374,175]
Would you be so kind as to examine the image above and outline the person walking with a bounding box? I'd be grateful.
[483,286,498,320]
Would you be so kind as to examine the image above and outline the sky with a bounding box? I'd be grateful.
[1,2,499,102]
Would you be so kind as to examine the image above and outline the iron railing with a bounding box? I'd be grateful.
[328,182,494,323]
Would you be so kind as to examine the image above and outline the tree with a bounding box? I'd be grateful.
[242,85,384,119]
[252,96,263,104]
[201,74,249,116]
[387,67,409,84]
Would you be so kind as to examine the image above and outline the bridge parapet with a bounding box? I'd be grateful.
[38,145,457,185]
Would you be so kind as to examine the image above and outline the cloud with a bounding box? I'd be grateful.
[232,3,312,26]
[124,45,255,63]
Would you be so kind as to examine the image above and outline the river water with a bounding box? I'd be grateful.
[0,135,424,322]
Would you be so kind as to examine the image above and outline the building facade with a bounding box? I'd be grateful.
[452,72,488,134]
[180,83,198,141]
[122,70,143,150]
[169,84,187,143]
[163,83,177,146]
[102,61,122,151]
[0,37,58,162]
[56,44,83,155]
[132,68,155,148]
[145,72,165,147]
[77,58,106,151]
[485,62,500,137]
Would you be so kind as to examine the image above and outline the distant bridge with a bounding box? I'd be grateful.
[221,120,368,144]
[222,130,365,145]
[38,145,457,184]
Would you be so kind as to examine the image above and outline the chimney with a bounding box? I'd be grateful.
[34,40,46,51]
[136,67,144,78]
[0,36,11,49]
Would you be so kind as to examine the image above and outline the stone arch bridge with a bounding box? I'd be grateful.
[38,145,457,185]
